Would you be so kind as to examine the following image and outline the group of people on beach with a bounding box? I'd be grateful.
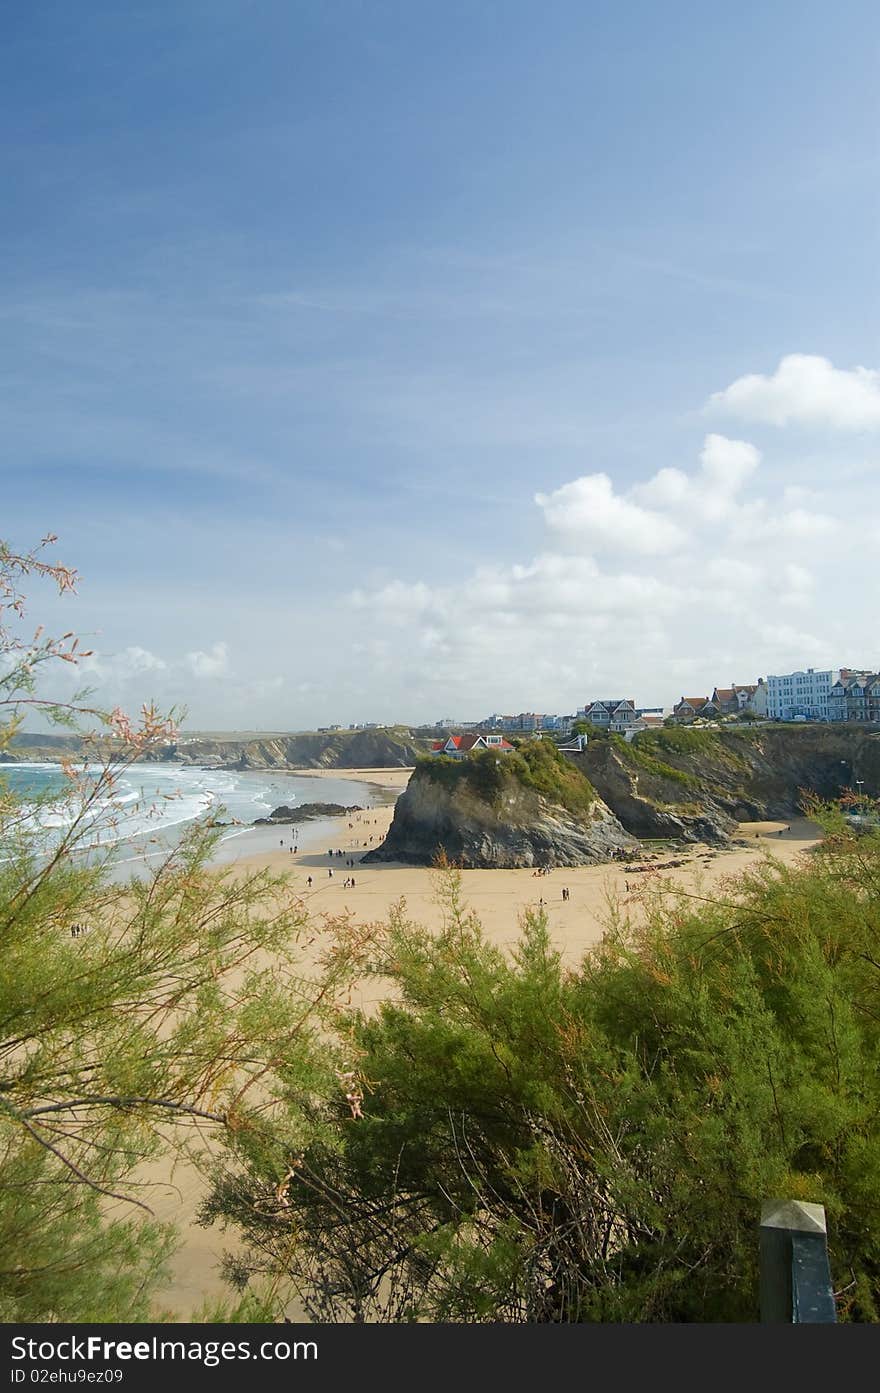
[535,886,572,906]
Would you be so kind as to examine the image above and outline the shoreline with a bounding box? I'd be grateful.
[124,772,821,1318]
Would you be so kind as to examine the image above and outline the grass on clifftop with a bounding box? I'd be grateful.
[418,740,596,816]
[630,727,752,772]
[610,733,698,787]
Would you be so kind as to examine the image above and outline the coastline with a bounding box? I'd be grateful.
[231,803,821,969]
[137,773,822,1318]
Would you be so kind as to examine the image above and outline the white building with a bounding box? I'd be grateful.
[764,669,834,721]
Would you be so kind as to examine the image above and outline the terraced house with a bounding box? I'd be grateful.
[828,671,880,723]
[581,699,638,733]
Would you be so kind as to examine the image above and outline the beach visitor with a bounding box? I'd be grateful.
[307,876,312,887]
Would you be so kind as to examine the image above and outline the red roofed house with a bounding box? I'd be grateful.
[711,683,764,716]
[430,733,516,757]
[673,696,718,724]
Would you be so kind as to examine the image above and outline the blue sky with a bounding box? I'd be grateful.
[4,1,878,727]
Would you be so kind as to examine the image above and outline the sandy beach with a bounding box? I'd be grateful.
[145,769,821,1318]
[235,772,821,970]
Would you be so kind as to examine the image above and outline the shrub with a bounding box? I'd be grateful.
[210,806,880,1322]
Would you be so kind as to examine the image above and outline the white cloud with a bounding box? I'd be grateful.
[697,434,760,514]
[631,434,759,524]
[535,474,686,554]
[343,426,872,713]
[778,563,814,610]
[727,502,839,543]
[87,646,168,678]
[184,642,229,678]
[351,580,438,622]
[707,354,880,430]
[627,434,760,531]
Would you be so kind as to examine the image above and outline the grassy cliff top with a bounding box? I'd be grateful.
[416,739,596,816]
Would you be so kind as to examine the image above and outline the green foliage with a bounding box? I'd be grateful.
[213,815,880,1322]
[630,727,752,777]
[570,720,607,740]
[640,726,717,755]
[610,733,698,787]
[417,741,596,818]
[0,540,357,1320]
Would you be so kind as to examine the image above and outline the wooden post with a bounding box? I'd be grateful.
[759,1199,836,1323]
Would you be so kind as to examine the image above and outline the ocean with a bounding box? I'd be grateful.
[0,761,389,879]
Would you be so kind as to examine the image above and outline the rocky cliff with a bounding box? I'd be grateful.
[159,727,425,769]
[574,725,880,842]
[3,727,426,770]
[363,748,635,868]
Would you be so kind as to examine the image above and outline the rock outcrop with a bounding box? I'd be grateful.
[362,759,635,868]
[573,724,880,841]
[254,802,363,824]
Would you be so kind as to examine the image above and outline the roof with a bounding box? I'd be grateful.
[431,734,515,753]
[678,697,710,708]
[714,688,736,702]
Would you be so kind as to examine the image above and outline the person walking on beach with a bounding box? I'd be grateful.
[307,876,313,887]
[328,868,333,878]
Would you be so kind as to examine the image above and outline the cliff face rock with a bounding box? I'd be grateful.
[3,733,84,762]
[156,728,425,770]
[362,764,635,868]
[5,728,426,770]
[574,725,880,841]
